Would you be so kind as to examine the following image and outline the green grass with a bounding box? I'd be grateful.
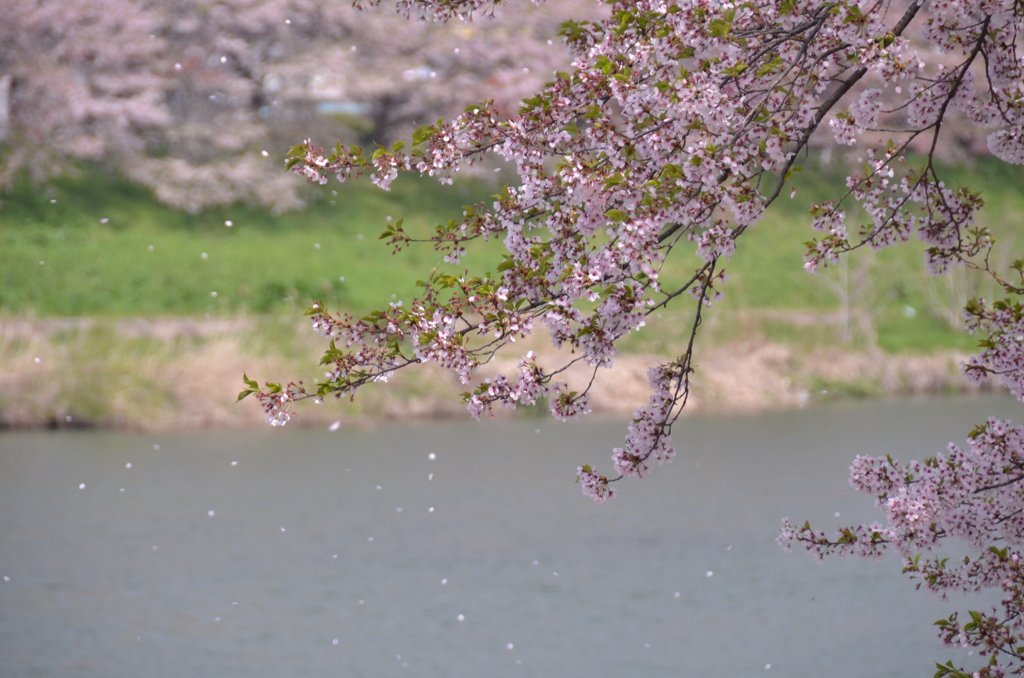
[2,156,1023,354]
[648,155,1024,352]
[0,168,498,316]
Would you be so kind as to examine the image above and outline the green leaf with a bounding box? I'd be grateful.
[411,125,436,146]
[844,5,864,23]
[707,18,732,37]
[558,19,589,43]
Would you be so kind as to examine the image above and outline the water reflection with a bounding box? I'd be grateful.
[1,395,1019,678]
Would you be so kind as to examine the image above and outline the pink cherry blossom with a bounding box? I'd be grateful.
[251,2,1024,672]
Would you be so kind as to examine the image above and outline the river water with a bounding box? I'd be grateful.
[1,395,1020,678]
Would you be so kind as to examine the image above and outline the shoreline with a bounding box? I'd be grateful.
[0,316,1001,432]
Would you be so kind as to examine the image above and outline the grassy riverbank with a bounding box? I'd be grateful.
[0,156,1021,429]
[3,157,1024,351]
[0,169,494,316]
[0,314,997,431]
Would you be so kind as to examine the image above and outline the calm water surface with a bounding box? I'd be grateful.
[1,396,1021,678]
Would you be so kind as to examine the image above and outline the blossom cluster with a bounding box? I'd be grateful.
[780,419,1024,675]
[962,298,1024,399]
[276,0,1023,492]
[256,2,1024,671]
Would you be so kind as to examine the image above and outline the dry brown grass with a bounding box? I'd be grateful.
[0,316,999,431]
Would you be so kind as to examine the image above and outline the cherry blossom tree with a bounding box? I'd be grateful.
[1,0,594,211]
[138,0,600,210]
[249,0,1024,673]
[0,0,168,188]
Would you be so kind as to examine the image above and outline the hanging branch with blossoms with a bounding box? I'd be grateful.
[242,0,1024,673]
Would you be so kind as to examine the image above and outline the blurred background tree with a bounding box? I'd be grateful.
[0,0,601,212]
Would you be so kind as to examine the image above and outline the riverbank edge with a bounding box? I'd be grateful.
[0,316,1000,432]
